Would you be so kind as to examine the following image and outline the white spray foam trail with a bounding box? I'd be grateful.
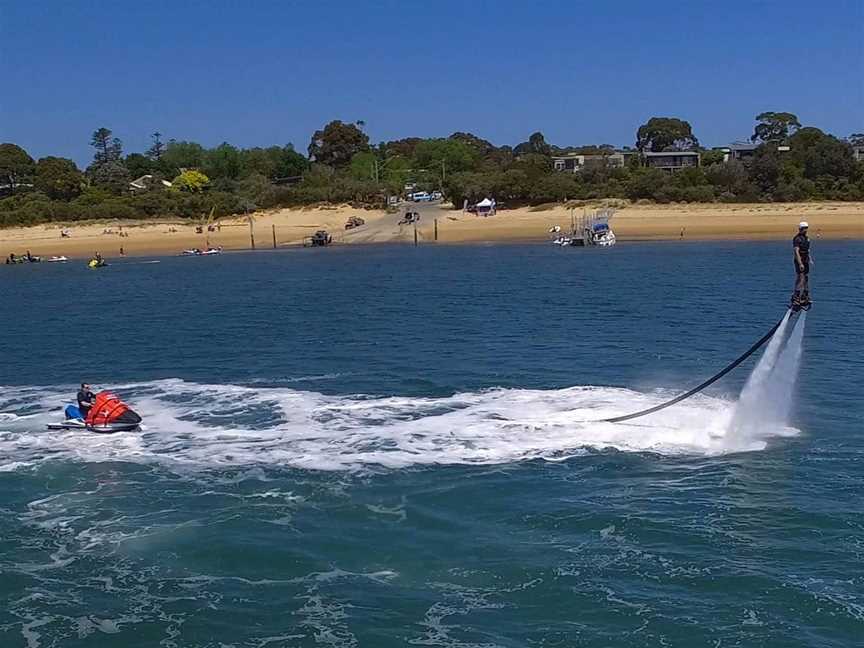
[727,312,806,447]
[0,376,800,472]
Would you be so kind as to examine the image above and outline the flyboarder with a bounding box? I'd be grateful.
[791,221,812,311]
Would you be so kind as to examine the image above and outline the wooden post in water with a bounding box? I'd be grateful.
[414,221,418,247]
[249,218,255,250]
[272,224,277,249]
[434,218,438,241]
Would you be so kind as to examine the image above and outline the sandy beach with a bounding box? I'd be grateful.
[2,201,862,259]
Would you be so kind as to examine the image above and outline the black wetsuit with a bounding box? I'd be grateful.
[77,389,95,417]
[793,233,810,273]
[793,233,810,299]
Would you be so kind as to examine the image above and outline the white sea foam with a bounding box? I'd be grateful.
[0,377,798,472]
[727,312,806,448]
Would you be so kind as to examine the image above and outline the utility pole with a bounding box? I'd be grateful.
[245,205,255,250]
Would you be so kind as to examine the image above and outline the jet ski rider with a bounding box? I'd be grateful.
[77,383,96,417]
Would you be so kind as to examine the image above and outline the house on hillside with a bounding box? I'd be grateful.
[129,175,172,192]
[853,145,864,162]
[551,150,638,173]
[643,151,700,172]
[720,142,790,163]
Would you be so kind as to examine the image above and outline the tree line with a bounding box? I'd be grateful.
[1,112,862,227]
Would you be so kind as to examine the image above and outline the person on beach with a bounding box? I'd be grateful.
[792,221,812,308]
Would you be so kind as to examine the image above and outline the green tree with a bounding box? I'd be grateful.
[788,127,857,181]
[412,139,479,177]
[204,142,244,181]
[350,151,378,181]
[751,112,801,144]
[34,156,84,200]
[160,140,206,175]
[382,137,423,159]
[241,147,279,179]
[0,143,35,194]
[514,131,552,156]
[749,145,784,196]
[307,120,370,167]
[274,145,309,179]
[449,132,497,157]
[125,153,156,178]
[704,161,754,198]
[90,127,123,164]
[700,148,726,166]
[89,161,131,194]
[172,169,210,192]
[146,132,165,160]
[636,117,699,152]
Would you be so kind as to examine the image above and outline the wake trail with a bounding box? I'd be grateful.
[727,312,806,448]
[0,374,801,472]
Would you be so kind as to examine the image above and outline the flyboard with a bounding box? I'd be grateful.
[603,302,807,424]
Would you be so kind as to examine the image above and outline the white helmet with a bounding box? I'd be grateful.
[799,221,809,229]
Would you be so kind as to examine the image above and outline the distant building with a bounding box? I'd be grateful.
[0,182,34,197]
[853,145,864,162]
[720,142,790,163]
[551,150,638,173]
[129,174,172,192]
[643,151,700,172]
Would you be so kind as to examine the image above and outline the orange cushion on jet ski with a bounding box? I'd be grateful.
[85,391,131,426]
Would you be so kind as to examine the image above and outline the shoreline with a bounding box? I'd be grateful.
[2,201,862,259]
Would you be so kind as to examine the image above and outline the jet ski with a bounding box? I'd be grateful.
[47,391,142,433]
[182,247,222,256]
[88,258,107,268]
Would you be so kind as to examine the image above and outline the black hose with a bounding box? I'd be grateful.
[603,313,787,424]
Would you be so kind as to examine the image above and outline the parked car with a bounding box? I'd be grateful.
[430,191,443,200]
[398,211,421,225]
[345,215,365,230]
[304,230,332,247]
[410,191,432,202]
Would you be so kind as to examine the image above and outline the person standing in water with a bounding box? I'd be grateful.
[792,221,812,309]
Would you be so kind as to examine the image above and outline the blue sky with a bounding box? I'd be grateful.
[1,0,862,166]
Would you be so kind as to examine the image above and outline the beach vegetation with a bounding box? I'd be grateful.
[90,127,123,165]
[172,169,210,192]
[636,117,699,152]
[1,111,863,229]
[0,143,35,194]
[34,157,85,201]
[751,111,801,144]
[308,120,370,168]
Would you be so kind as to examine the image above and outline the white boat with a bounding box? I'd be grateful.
[182,247,223,256]
[593,229,617,247]
[47,256,68,263]
[587,218,617,247]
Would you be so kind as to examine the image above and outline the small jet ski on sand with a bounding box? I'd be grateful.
[47,391,143,433]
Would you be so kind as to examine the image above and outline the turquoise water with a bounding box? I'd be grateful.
[1,242,862,647]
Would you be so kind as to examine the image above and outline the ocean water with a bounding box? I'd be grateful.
[0,241,862,647]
